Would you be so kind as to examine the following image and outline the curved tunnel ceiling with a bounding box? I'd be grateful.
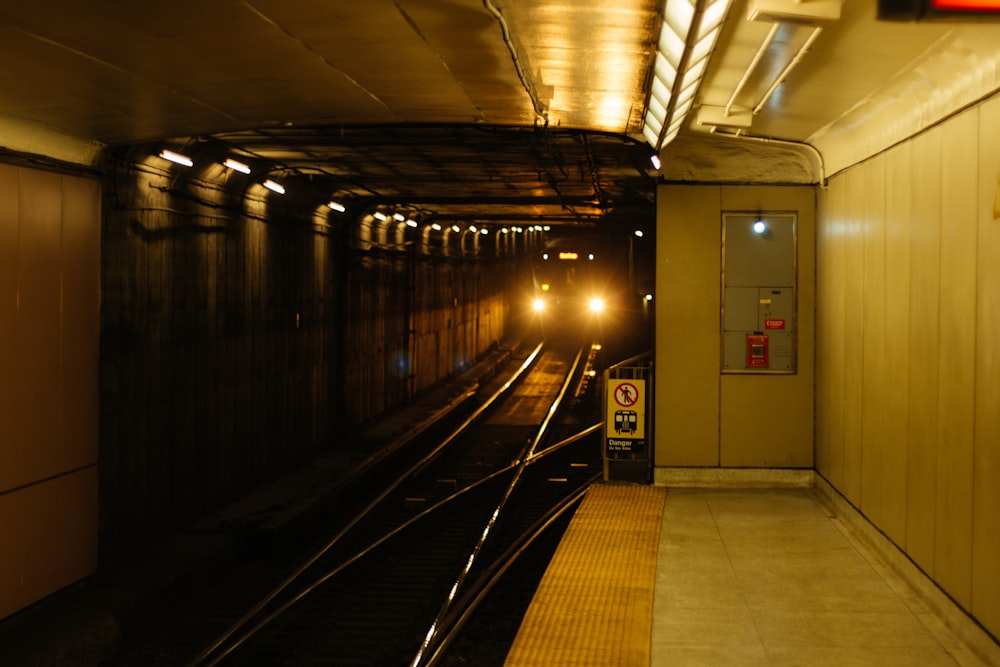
[3,1,1000,222]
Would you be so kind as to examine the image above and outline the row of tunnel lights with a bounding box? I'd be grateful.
[160,149,349,213]
[159,149,566,236]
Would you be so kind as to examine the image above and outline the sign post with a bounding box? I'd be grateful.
[603,364,652,483]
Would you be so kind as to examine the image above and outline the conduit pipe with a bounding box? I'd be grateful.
[725,22,780,117]
[753,26,823,115]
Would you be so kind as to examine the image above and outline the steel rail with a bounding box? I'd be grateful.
[411,340,589,667]
[188,341,545,667]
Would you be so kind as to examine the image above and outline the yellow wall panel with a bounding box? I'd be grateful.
[840,166,866,505]
[800,91,997,641]
[0,468,98,620]
[972,95,1000,634]
[59,175,101,468]
[881,141,912,546]
[655,184,814,469]
[0,164,100,620]
[0,165,18,476]
[815,183,847,487]
[13,168,64,488]
[933,110,978,607]
[719,186,814,468]
[904,125,942,574]
[860,158,887,525]
[655,185,721,466]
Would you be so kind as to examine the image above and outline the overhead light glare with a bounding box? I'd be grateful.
[374,211,388,221]
[432,223,442,231]
[393,212,406,221]
[159,150,193,167]
[328,201,346,212]
[406,219,418,228]
[650,154,662,169]
[263,179,285,194]
[469,225,478,233]
[223,158,251,174]
[642,0,733,152]
[451,225,461,233]
[635,229,645,237]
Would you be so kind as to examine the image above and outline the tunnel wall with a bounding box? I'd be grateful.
[815,93,1000,640]
[99,154,519,547]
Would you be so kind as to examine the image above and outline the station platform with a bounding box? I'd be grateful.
[505,472,1000,667]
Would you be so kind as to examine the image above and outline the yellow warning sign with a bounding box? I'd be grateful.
[606,378,645,440]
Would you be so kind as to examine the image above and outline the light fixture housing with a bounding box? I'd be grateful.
[223,158,251,174]
[159,149,193,167]
[641,0,734,151]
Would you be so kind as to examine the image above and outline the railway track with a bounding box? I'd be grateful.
[108,336,606,666]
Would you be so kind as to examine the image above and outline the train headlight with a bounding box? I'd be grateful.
[532,297,546,313]
[588,296,606,314]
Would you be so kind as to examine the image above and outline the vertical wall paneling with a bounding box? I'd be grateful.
[815,97,1000,640]
[655,184,814,470]
[905,125,943,574]
[719,186,814,468]
[934,110,978,607]
[0,164,99,620]
[655,185,722,466]
[841,166,866,505]
[972,94,1000,636]
[881,141,912,546]
[815,181,847,487]
[15,168,63,485]
[0,164,18,481]
[860,157,887,526]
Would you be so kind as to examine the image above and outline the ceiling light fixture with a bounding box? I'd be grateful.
[159,149,193,167]
[223,158,251,174]
[374,211,388,221]
[263,179,285,194]
[641,0,734,151]
[406,219,418,228]
[432,223,442,231]
[328,201,346,212]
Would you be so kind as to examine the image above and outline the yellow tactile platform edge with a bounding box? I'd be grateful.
[504,483,667,667]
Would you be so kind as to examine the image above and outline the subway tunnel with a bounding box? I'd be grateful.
[1,0,1000,662]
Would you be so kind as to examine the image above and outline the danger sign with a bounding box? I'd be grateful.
[606,379,645,440]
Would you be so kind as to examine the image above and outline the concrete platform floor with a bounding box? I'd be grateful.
[506,473,1000,666]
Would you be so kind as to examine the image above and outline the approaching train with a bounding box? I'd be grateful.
[527,230,640,336]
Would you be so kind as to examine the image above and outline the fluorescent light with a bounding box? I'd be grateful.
[469,225,478,233]
[374,211,388,221]
[432,223,442,231]
[223,158,250,174]
[650,154,662,169]
[406,219,418,228]
[393,212,406,221]
[328,201,346,212]
[159,150,193,167]
[642,0,733,151]
[634,229,645,237]
[451,225,461,233]
[263,179,285,194]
